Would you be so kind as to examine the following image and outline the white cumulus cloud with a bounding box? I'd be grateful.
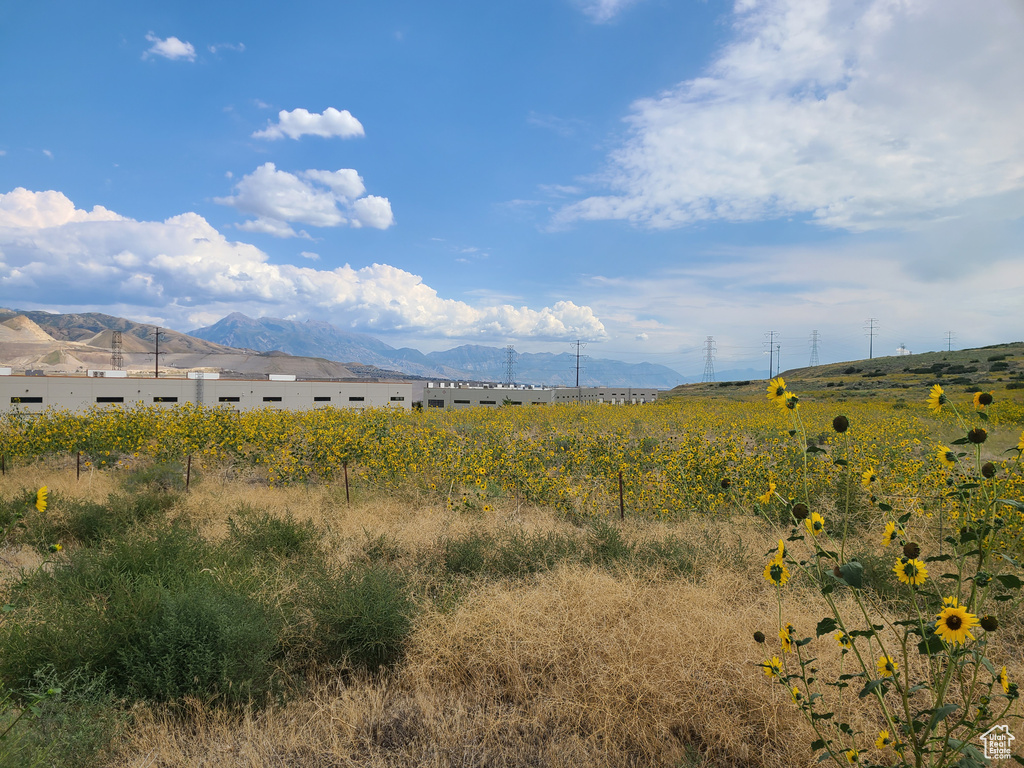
[0,188,606,341]
[143,33,196,61]
[215,163,394,235]
[559,0,1024,232]
[252,107,365,140]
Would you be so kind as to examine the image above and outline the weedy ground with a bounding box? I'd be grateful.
[1,462,1021,768]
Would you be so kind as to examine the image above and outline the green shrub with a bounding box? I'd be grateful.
[2,668,126,768]
[226,507,319,561]
[441,531,494,576]
[0,523,278,705]
[116,584,277,703]
[585,519,634,566]
[312,563,415,671]
[123,461,187,492]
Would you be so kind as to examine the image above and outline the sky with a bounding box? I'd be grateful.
[1,0,1023,379]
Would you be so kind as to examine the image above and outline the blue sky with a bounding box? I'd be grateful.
[1,0,1023,378]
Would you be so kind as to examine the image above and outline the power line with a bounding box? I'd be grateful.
[945,331,956,352]
[864,318,878,360]
[809,330,820,367]
[701,336,716,382]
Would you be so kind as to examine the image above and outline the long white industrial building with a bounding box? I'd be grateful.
[0,372,412,413]
[423,382,659,408]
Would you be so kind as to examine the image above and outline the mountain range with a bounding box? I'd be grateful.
[189,313,688,387]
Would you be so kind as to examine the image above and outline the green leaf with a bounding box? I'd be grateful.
[859,679,887,698]
[849,629,875,638]
[811,739,827,751]
[839,561,864,588]
[838,672,865,680]
[941,573,959,580]
[952,437,970,445]
[925,704,958,732]
[996,498,1024,511]
[878,502,893,512]
[907,683,930,695]
[978,411,989,422]
[918,635,944,654]
[898,512,912,524]
[958,483,980,490]
[806,445,827,454]
[925,554,952,562]
[816,617,838,637]
[996,574,1024,589]
[833,458,848,466]
[811,712,834,721]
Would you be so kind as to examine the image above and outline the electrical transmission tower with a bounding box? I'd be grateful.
[503,345,516,386]
[809,330,820,367]
[945,331,956,352]
[701,336,716,383]
[110,331,123,370]
[570,340,587,387]
[864,318,878,360]
[764,330,778,378]
[153,327,163,379]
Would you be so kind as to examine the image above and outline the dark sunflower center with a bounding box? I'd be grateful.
[775,387,785,396]
[946,615,962,630]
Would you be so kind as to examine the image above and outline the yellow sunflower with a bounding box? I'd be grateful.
[998,666,1009,694]
[835,631,852,650]
[861,468,877,487]
[935,605,980,644]
[935,445,957,468]
[766,377,787,404]
[877,655,898,677]
[973,391,993,408]
[784,392,800,410]
[779,623,795,654]
[805,512,825,536]
[881,521,903,547]
[764,558,790,586]
[790,686,803,704]
[927,384,947,413]
[35,486,48,513]
[762,656,783,679]
[875,730,893,750]
[757,481,777,505]
[776,539,786,560]
[844,749,859,764]
[894,558,928,585]
[1018,431,1024,453]
[941,595,959,608]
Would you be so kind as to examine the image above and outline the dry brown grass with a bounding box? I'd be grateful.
[3,466,1021,767]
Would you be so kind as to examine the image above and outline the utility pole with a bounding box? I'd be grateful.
[701,336,716,383]
[110,330,123,370]
[764,330,777,378]
[809,330,820,367]
[153,327,163,378]
[503,345,516,386]
[864,318,878,360]
[945,331,956,352]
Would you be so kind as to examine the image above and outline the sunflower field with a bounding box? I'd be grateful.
[2,390,1022,538]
